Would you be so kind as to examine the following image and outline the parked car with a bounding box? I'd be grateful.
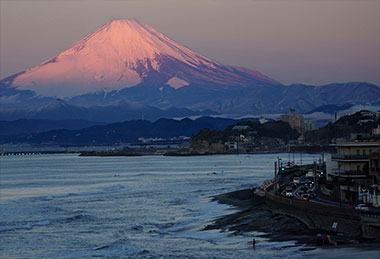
[305,182,314,189]
[355,204,369,211]
[307,190,316,199]
[301,194,310,200]
[317,171,325,177]
[285,187,293,198]
[299,186,306,192]
[298,190,305,196]
[293,177,300,184]
[293,177,301,185]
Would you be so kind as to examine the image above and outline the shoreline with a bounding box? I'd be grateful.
[205,188,380,248]
[1,146,328,156]
[78,149,321,157]
[205,189,316,246]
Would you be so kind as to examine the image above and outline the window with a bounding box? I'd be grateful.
[362,150,366,155]
[356,150,360,155]
[357,165,361,171]
[369,149,372,154]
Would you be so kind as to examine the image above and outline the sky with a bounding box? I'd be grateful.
[1,0,379,86]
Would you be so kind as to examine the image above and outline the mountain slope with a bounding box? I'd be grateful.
[0,119,106,136]
[274,82,380,114]
[5,20,278,98]
[0,98,217,123]
[1,20,379,119]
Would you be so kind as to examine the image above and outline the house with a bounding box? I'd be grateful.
[328,138,380,206]
[373,125,380,135]
[232,125,250,131]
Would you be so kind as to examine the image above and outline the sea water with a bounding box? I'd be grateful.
[0,154,379,258]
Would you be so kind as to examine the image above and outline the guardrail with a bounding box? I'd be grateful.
[265,190,362,218]
[264,184,380,219]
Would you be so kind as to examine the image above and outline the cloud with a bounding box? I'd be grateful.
[0,94,20,104]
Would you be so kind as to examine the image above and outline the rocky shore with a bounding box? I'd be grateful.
[204,189,316,245]
[205,188,380,248]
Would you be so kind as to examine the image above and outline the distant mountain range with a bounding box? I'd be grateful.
[1,19,379,122]
[0,117,241,145]
[0,97,217,122]
[305,100,380,115]
[305,104,355,115]
[0,119,105,136]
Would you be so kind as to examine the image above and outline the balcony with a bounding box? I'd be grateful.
[330,169,368,178]
[369,167,380,176]
[331,154,370,161]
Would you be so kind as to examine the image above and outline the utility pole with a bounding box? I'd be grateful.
[274,161,277,194]
[339,170,341,208]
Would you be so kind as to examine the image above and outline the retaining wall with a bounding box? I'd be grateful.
[265,188,380,239]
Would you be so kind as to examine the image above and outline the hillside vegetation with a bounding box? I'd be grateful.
[190,120,300,154]
[305,110,380,144]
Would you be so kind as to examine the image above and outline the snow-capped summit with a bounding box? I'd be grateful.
[6,19,278,98]
[2,19,378,121]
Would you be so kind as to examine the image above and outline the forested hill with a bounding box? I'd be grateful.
[192,120,300,143]
[0,117,239,145]
[305,110,380,144]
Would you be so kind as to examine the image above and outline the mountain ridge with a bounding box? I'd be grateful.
[1,19,379,119]
[0,119,106,136]
[5,19,278,98]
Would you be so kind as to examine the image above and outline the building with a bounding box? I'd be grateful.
[280,109,313,134]
[328,139,380,206]
[232,125,250,131]
[259,116,268,124]
[373,125,380,135]
[304,120,315,132]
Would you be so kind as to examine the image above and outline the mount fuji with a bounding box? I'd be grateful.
[1,20,379,122]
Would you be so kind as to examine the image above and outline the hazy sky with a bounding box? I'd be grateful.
[1,0,379,85]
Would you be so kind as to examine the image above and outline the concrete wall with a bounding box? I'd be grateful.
[265,190,380,240]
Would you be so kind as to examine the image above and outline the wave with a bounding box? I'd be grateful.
[0,212,96,233]
[9,184,130,205]
[44,239,148,258]
[0,219,52,233]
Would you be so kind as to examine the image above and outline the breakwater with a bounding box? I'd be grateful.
[79,147,191,156]
[0,151,70,156]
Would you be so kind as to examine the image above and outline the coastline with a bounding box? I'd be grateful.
[1,145,328,156]
[206,188,380,249]
[205,189,316,245]
[78,149,319,157]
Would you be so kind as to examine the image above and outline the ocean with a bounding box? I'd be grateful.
[1,153,379,258]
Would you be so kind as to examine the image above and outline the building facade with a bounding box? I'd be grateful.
[280,109,314,134]
[329,140,380,206]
